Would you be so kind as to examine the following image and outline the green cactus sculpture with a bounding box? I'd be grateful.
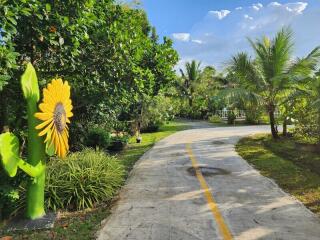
[0,63,72,219]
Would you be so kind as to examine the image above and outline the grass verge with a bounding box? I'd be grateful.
[1,121,189,240]
[236,134,320,216]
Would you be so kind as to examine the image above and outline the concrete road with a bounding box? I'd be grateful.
[97,124,320,240]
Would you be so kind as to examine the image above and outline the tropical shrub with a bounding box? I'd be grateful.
[141,94,174,132]
[0,171,27,220]
[227,111,236,125]
[294,103,320,144]
[208,115,222,123]
[245,108,263,124]
[45,149,125,211]
[108,135,130,152]
[85,128,111,150]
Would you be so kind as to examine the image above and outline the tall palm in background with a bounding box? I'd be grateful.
[179,60,202,107]
[225,28,320,138]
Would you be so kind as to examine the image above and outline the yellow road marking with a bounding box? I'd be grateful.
[186,143,233,240]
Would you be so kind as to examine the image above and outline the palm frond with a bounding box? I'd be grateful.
[218,87,264,107]
[228,52,265,91]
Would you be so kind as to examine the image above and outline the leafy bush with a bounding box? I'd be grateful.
[208,115,222,123]
[141,94,174,132]
[85,128,111,150]
[227,111,236,125]
[0,170,27,220]
[258,113,270,124]
[45,149,125,211]
[108,135,129,152]
[294,107,320,144]
[245,109,262,124]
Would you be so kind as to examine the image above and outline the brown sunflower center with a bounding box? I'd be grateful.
[54,102,66,133]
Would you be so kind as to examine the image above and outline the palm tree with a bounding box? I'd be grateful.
[179,60,202,108]
[225,28,320,138]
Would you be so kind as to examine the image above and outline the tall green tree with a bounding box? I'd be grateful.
[0,0,178,136]
[179,60,202,108]
[225,28,320,138]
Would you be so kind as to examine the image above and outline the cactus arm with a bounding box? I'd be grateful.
[17,158,45,178]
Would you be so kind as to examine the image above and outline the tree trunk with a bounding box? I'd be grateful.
[188,97,192,108]
[318,112,320,145]
[269,110,279,139]
[283,117,287,137]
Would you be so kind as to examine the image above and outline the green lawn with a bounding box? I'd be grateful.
[236,134,320,216]
[2,121,189,240]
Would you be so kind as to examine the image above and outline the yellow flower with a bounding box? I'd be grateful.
[35,79,73,158]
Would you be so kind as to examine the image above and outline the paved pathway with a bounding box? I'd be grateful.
[97,123,320,240]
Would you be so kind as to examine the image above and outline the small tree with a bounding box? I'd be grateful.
[224,28,320,138]
[179,60,202,108]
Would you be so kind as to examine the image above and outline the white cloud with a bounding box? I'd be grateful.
[252,3,263,11]
[244,14,253,20]
[269,2,282,7]
[285,2,308,14]
[172,33,190,42]
[235,7,242,10]
[191,39,203,44]
[173,1,319,70]
[209,10,231,20]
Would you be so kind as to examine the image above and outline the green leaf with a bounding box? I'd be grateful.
[45,3,51,12]
[46,142,55,157]
[21,63,40,101]
[0,132,20,177]
[45,130,55,156]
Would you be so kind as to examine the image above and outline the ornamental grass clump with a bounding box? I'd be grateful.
[45,149,125,211]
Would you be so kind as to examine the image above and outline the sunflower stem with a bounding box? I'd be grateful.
[25,90,46,219]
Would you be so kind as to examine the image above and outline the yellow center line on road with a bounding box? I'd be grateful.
[186,143,233,240]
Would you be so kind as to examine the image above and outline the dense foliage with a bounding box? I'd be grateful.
[0,0,178,219]
[174,62,224,119]
[0,0,178,139]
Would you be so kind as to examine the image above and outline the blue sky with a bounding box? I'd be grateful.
[140,0,320,70]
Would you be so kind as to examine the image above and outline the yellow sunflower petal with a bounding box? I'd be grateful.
[64,104,73,113]
[35,118,52,130]
[61,131,69,151]
[55,79,65,102]
[34,112,53,121]
[43,88,56,106]
[66,112,73,118]
[52,128,60,155]
[38,121,54,137]
[65,128,69,138]
[59,134,67,157]
[39,103,54,113]
[47,82,56,97]
[57,133,66,158]
[61,82,71,102]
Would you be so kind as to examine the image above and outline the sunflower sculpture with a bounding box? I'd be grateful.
[35,79,73,158]
[0,64,75,219]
